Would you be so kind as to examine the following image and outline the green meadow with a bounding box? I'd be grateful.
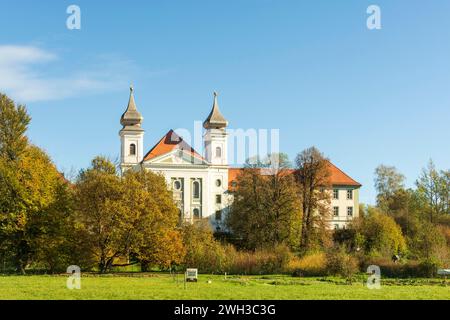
[0,274,448,300]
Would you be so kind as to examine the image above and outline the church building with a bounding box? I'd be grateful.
[119,87,361,230]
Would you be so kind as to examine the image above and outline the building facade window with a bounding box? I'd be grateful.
[333,189,339,200]
[129,144,136,156]
[193,208,200,219]
[216,194,222,204]
[215,147,222,158]
[173,180,182,191]
[333,206,339,217]
[193,181,200,199]
[215,210,222,221]
[334,224,339,230]
[216,179,222,187]
[347,206,353,217]
[347,189,353,200]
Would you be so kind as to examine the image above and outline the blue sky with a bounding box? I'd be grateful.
[1,0,450,204]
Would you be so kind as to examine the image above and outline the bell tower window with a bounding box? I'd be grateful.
[129,144,136,156]
[215,147,222,158]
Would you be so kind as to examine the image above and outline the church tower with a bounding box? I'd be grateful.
[119,86,144,172]
[203,92,228,166]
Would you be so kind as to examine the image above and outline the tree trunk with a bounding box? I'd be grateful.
[141,260,150,272]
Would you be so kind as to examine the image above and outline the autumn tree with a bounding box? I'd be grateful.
[123,169,184,271]
[295,147,332,252]
[74,158,183,273]
[0,94,71,273]
[226,153,302,250]
[350,207,407,257]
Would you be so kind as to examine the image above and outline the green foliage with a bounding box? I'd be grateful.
[348,207,407,257]
[0,93,30,161]
[74,159,182,273]
[181,221,228,273]
[363,257,443,278]
[408,221,448,262]
[0,145,70,273]
[325,247,359,279]
[227,153,302,250]
[374,165,406,211]
[416,160,450,222]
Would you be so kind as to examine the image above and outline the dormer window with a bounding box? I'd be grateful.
[129,144,136,156]
[215,147,222,158]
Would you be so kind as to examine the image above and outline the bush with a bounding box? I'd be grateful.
[348,208,407,257]
[182,222,229,273]
[417,258,442,278]
[326,247,359,279]
[364,257,443,278]
[288,252,327,277]
[226,245,293,275]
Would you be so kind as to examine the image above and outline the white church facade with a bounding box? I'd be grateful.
[119,87,361,231]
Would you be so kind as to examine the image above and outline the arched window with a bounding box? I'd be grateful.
[215,147,222,158]
[129,144,136,156]
[193,181,200,199]
[193,208,200,219]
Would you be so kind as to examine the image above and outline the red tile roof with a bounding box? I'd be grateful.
[228,168,244,189]
[227,161,361,190]
[143,131,360,188]
[325,161,361,187]
[143,130,205,162]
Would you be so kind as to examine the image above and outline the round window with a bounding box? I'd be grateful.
[173,180,181,190]
[216,179,222,187]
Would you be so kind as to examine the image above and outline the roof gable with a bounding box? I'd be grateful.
[143,130,205,162]
[325,161,361,187]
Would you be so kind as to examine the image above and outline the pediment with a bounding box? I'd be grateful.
[143,149,208,166]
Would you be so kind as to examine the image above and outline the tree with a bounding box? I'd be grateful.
[409,221,447,261]
[295,147,332,252]
[350,207,407,257]
[0,94,74,273]
[374,165,406,211]
[0,145,68,273]
[416,160,447,222]
[438,170,449,216]
[73,157,123,273]
[0,93,30,161]
[74,158,182,273]
[123,169,183,271]
[227,154,302,250]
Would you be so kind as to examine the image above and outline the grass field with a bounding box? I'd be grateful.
[0,274,448,300]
